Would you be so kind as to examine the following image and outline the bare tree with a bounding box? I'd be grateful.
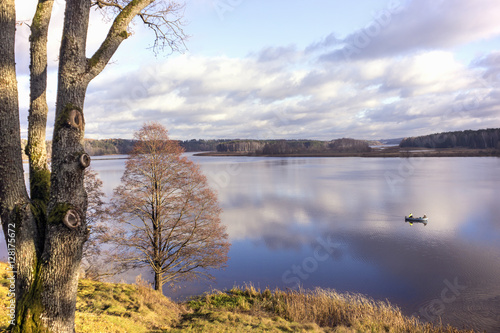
[0,0,186,331]
[110,122,230,292]
[81,167,114,280]
[81,167,129,281]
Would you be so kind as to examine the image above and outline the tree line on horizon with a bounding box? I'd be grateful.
[216,138,373,154]
[400,128,500,149]
[76,138,374,156]
[84,138,226,155]
[21,127,500,159]
[22,138,375,157]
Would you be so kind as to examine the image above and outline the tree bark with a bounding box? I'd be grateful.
[15,0,92,330]
[27,0,53,205]
[3,0,185,331]
[0,0,41,320]
[30,0,91,330]
[0,0,28,241]
[155,271,163,291]
[17,0,160,330]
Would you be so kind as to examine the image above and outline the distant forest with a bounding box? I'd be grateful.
[21,139,223,158]
[215,138,372,154]
[21,128,498,159]
[83,139,226,155]
[83,139,136,156]
[21,138,376,158]
[80,138,372,156]
[400,128,500,149]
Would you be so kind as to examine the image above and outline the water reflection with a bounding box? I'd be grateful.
[189,155,500,331]
[3,155,498,331]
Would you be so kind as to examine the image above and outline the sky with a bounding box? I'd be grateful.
[14,0,500,140]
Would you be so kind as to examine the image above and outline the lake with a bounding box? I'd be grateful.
[7,155,500,331]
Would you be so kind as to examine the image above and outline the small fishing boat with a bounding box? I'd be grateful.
[405,215,428,226]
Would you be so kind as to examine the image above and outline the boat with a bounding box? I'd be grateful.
[405,215,428,225]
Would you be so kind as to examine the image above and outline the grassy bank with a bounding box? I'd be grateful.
[0,263,475,332]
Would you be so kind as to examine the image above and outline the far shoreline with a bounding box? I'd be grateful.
[194,146,500,158]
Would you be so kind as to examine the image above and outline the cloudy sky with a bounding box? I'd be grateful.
[15,0,500,140]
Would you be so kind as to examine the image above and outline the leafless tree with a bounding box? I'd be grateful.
[0,0,186,331]
[110,122,230,292]
[80,167,116,280]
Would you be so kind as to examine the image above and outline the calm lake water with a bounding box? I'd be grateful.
[6,155,500,331]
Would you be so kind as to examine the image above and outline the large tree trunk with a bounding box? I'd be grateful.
[14,0,92,331]
[27,0,53,204]
[2,0,177,330]
[0,0,41,322]
[0,0,25,240]
[33,0,91,330]
[0,0,27,239]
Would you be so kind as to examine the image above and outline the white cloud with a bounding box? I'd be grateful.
[380,51,471,96]
[14,0,500,141]
[83,46,500,140]
[317,0,500,61]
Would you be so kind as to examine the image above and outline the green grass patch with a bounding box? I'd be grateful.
[180,285,476,333]
[0,264,477,332]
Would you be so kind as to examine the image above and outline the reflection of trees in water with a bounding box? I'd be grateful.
[206,157,500,331]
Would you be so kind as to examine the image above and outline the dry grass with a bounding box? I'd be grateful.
[183,285,476,333]
[0,263,477,332]
[0,262,14,330]
[269,287,474,332]
[0,262,182,332]
[75,275,181,332]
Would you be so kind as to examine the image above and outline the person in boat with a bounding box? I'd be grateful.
[409,213,413,218]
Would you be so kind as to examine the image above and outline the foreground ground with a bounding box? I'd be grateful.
[0,263,477,332]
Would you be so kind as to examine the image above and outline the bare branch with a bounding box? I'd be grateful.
[86,0,187,82]
[108,122,229,292]
[92,0,124,10]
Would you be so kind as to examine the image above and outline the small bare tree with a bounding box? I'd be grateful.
[81,168,115,280]
[110,122,230,292]
[81,167,130,281]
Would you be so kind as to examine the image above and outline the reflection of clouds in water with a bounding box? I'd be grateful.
[215,158,398,243]
[307,230,500,331]
[201,156,500,258]
[3,155,498,331]
[231,157,499,239]
[395,157,500,233]
[216,157,396,241]
[194,156,500,331]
